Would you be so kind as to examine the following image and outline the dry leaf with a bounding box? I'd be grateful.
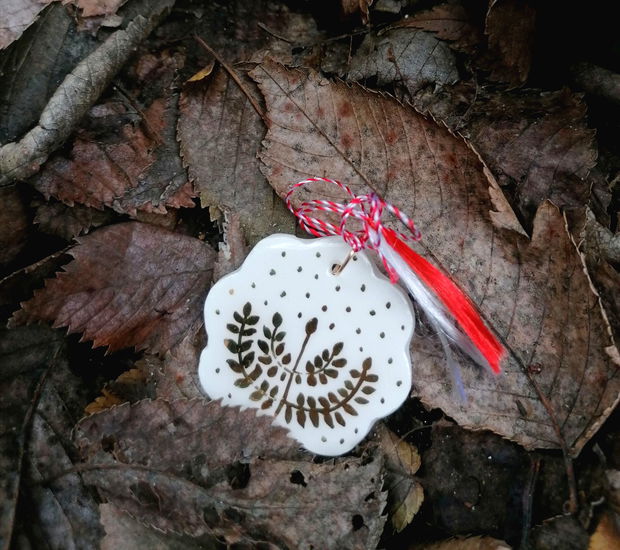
[13,222,216,355]
[348,27,459,95]
[0,4,98,145]
[33,50,195,216]
[484,0,536,86]
[571,208,620,342]
[399,2,483,54]
[375,425,424,531]
[0,326,63,548]
[413,85,597,226]
[0,0,174,185]
[34,200,114,241]
[178,68,295,245]
[100,503,207,550]
[0,186,29,266]
[0,0,57,50]
[0,325,103,549]
[411,535,511,550]
[76,399,387,549]
[250,59,620,454]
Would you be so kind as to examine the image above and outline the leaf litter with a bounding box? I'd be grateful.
[250,58,619,455]
[1,0,620,548]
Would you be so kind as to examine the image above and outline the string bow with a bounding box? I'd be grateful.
[286,177,504,378]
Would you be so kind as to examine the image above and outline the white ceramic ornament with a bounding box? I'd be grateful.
[199,234,414,455]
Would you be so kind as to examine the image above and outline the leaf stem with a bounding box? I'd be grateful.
[275,318,317,415]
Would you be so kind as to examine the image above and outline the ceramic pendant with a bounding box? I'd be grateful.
[199,234,414,455]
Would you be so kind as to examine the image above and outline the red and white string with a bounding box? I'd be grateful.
[286,177,421,282]
[286,177,504,379]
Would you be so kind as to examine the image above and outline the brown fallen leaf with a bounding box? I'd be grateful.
[0,0,174,185]
[33,96,195,215]
[249,59,620,454]
[0,4,98,145]
[570,208,620,343]
[99,503,207,550]
[0,186,29,266]
[0,0,57,50]
[0,325,103,550]
[397,1,483,54]
[348,26,459,96]
[410,535,511,550]
[375,424,424,532]
[178,67,296,245]
[12,222,216,355]
[413,84,597,226]
[76,399,387,549]
[484,0,537,86]
[0,326,63,549]
[34,200,115,241]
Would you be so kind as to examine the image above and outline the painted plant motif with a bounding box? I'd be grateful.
[225,302,378,429]
[198,234,414,455]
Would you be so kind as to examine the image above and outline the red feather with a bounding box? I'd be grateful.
[382,228,504,373]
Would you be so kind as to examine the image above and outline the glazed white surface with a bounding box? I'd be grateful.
[199,234,414,455]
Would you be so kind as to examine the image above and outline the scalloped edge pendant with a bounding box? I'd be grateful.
[198,234,414,455]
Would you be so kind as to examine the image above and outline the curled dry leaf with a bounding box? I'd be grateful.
[348,27,459,96]
[178,68,295,245]
[0,0,57,50]
[250,59,620,454]
[12,222,216,355]
[0,0,174,185]
[398,1,483,54]
[76,399,386,549]
[484,0,537,86]
[414,84,597,226]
